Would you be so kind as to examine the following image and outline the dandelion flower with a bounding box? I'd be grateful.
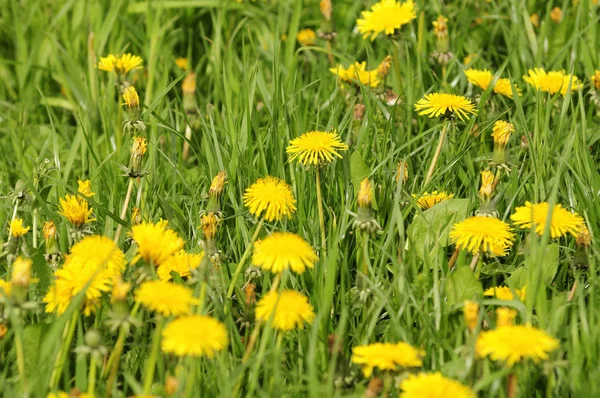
[98,53,143,75]
[329,62,381,88]
[414,93,477,121]
[255,290,315,331]
[130,222,185,266]
[59,195,95,228]
[484,285,526,301]
[464,69,520,99]
[523,68,582,96]
[476,325,559,366]
[157,251,204,281]
[296,29,316,46]
[357,0,417,41]
[399,372,476,398]
[286,131,348,167]
[491,120,514,147]
[175,57,189,70]
[463,300,479,331]
[450,216,515,256]
[252,232,317,274]
[496,307,517,327]
[77,180,95,197]
[550,7,562,23]
[592,70,600,90]
[9,218,30,238]
[11,256,32,287]
[122,86,140,108]
[110,278,131,303]
[510,201,583,238]
[134,280,197,317]
[243,176,297,221]
[351,342,424,377]
[0,279,12,297]
[479,171,494,200]
[162,315,228,357]
[412,191,453,210]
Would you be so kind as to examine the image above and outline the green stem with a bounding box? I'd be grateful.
[362,233,370,275]
[184,358,198,398]
[50,311,79,389]
[14,319,27,393]
[424,122,450,187]
[114,178,135,243]
[143,318,165,394]
[88,354,98,396]
[315,168,327,257]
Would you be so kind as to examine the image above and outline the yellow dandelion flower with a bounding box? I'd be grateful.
[479,170,494,200]
[209,171,228,197]
[59,195,95,228]
[68,235,126,278]
[591,70,600,90]
[351,342,424,377]
[550,7,562,23]
[123,86,140,108]
[357,179,373,208]
[157,250,204,281]
[296,29,316,46]
[463,53,476,66]
[496,307,517,327]
[0,279,12,297]
[414,93,477,121]
[357,0,417,41]
[255,290,315,331]
[9,218,30,238]
[43,220,57,240]
[510,201,583,238]
[493,78,520,98]
[530,13,540,28]
[399,372,476,398]
[97,54,117,72]
[130,221,185,266]
[450,216,515,256]
[77,179,95,197]
[476,325,559,367]
[484,285,526,301]
[11,256,32,287]
[396,161,409,184]
[464,69,519,99]
[523,68,582,96]
[98,53,143,75]
[432,15,448,39]
[134,280,197,317]
[330,62,381,88]
[175,57,189,70]
[491,120,514,147]
[286,131,348,167]
[243,176,297,221]
[412,191,454,210]
[111,278,131,303]
[463,300,479,331]
[320,0,332,20]
[182,72,196,95]
[252,232,317,274]
[162,315,228,357]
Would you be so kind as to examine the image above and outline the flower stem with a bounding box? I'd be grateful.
[143,318,165,394]
[184,358,198,398]
[50,311,79,389]
[508,372,517,398]
[13,317,27,393]
[362,233,370,275]
[448,246,460,269]
[114,178,135,243]
[424,122,450,187]
[88,354,98,396]
[225,217,265,305]
[315,168,327,257]
[469,251,481,272]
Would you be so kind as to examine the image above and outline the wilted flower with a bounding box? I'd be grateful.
[479,170,494,201]
[124,137,148,177]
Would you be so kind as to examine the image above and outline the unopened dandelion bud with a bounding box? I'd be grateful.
[43,220,60,260]
[479,170,495,201]
[320,0,332,21]
[377,55,392,78]
[244,283,256,306]
[396,161,409,184]
[201,212,220,241]
[131,206,142,226]
[126,137,148,178]
[353,179,381,234]
[182,72,196,108]
[550,7,562,23]
[433,16,449,52]
[84,329,103,349]
[165,375,179,396]
[496,307,517,327]
[463,300,479,331]
[491,120,514,164]
[357,179,373,209]
[11,256,32,303]
[208,171,227,212]
[573,225,591,269]
[576,226,591,248]
[111,278,131,304]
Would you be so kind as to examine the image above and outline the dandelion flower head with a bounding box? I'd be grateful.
[98,53,143,75]
[351,342,424,377]
[491,120,514,147]
[414,93,477,121]
[510,201,583,238]
[252,232,317,275]
[286,131,348,167]
[399,372,476,398]
[135,280,198,317]
[131,221,185,266]
[450,216,515,256]
[329,62,381,88]
[255,290,315,331]
[9,218,30,238]
[157,250,204,281]
[296,29,316,46]
[523,68,582,96]
[412,191,454,210]
[357,0,417,41]
[162,315,228,357]
[59,195,95,228]
[483,285,526,301]
[243,176,297,221]
[77,180,95,197]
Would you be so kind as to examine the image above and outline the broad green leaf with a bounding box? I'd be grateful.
[505,243,559,288]
[445,266,483,307]
[23,323,44,379]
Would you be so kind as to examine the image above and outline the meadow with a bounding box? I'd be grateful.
[1,0,600,396]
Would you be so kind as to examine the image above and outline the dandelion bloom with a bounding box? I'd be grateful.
[479,171,494,200]
[77,179,95,197]
[122,86,140,108]
[243,176,297,221]
[98,53,143,75]
[296,29,316,46]
[357,0,417,41]
[357,179,373,208]
[135,280,197,317]
[463,300,479,331]
[476,325,559,366]
[484,285,526,301]
[496,308,517,327]
[464,69,520,98]
[9,218,30,238]
[412,191,453,210]
[450,216,515,256]
[399,372,475,398]
[255,290,315,331]
[162,315,227,357]
[157,250,204,281]
[44,236,126,315]
[432,15,448,40]
[252,232,317,274]
[491,120,514,147]
[130,221,185,266]
[351,342,424,377]
[550,7,562,23]
[523,68,582,96]
[59,195,95,228]
[11,256,32,287]
[510,201,583,238]
[110,278,131,303]
[287,131,348,167]
[329,62,381,88]
[175,57,188,70]
[0,279,12,297]
[592,70,600,90]
[414,93,477,121]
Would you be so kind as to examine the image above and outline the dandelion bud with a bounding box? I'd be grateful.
[0,324,7,340]
[208,171,227,213]
[479,170,495,201]
[8,218,29,246]
[357,179,373,209]
[496,307,517,327]
[131,206,142,226]
[377,55,392,78]
[77,179,95,197]
[126,137,148,178]
[201,212,220,241]
[320,0,332,21]
[43,220,60,263]
[433,16,449,50]
[11,256,32,303]
[175,57,189,71]
[396,161,409,184]
[84,329,103,349]
[123,86,139,109]
[353,179,381,234]
[550,7,562,23]
[573,225,591,269]
[122,86,145,133]
[165,375,179,396]
[463,300,479,331]
[244,283,256,306]
[492,121,514,148]
[182,72,196,97]
[591,70,600,91]
[530,13,540,28]
[111,278,131,304]
[576,226,591,248]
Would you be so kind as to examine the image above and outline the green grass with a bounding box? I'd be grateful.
[1,0,600,396]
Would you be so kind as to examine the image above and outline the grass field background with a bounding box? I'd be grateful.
[1,0,600,396]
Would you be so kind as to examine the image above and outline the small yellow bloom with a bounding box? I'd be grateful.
[162,315,228,357]
[530,13,540,28]
[243,176,297,221]
[496,307,517,327]
[296,29,316,46]
[476,325,559,367]
[412,191,454,210]
[351,342,424,377]
[130,221,185,266]
[510,201,584,238]
[110,278,131,303]
[399,372,475,398]
[98,53,143,75]
[464,69,520,98]
[463,300,479,331]
[59,195,95,228]
[122,86,140,109]
[9,218,30,238]
[200,212,220,241]
[157,250,204,281]
[550,7,562,23]
[463,53,477,65]
[77,179,95,197]
[432,15,448,39]
[135,280,197,317]
[523,68,582,96]
[358,179,373,208]
[182,72,196,95]
[491,120,514,147]
[287,131,348,166]
[591,70,600,90]
[330,62,381,88]
[255,290,315,331]
[0,279,12,297]
[11,256,32,288]
[479,170,494,200]
[252,232,317,274]
[209,171,227,197]
[414,93,477,121]
[484,285,526,301]
[356,0,417,41]
[175,57,189,70]
[450,216,515,256]
[0,324,7,339]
